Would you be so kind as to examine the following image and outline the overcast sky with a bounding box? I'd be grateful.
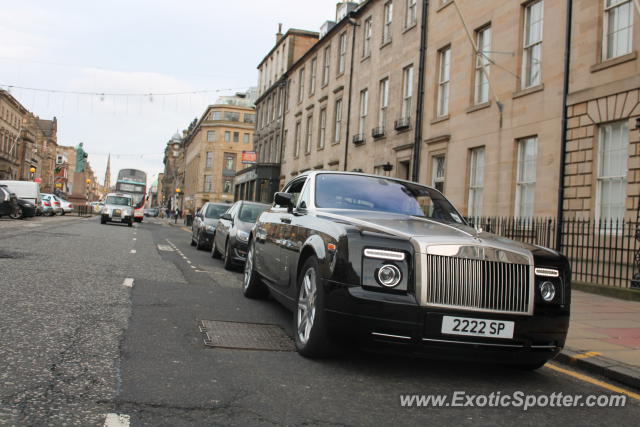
[0,0,339,187]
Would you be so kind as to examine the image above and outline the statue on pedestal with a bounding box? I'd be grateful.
[75,143,88,173]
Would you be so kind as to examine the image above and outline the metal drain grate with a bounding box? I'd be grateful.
[0,250,23,259]
[199,320,295,351]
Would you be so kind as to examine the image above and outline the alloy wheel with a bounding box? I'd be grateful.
[243,244,253,290]
[297,268,317,345]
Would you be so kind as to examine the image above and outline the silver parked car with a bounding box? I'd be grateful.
[41,194,63,216]
[59,199,74,215]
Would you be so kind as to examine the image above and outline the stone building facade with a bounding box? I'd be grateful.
[0,90,28,180]
[562,0,639,222]
[22,114,58,193]
[162,132,185,211]
[241,27,319,202]
[417,0,569,218]
[281,0,422,182]
[182,99,255,211]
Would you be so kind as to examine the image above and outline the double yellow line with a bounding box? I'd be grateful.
[546,363,640,401]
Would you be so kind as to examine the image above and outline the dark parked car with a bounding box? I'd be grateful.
[242,171,571,368]
[191,202,230,250]
[0,185,36,219]
[211,200,270,270]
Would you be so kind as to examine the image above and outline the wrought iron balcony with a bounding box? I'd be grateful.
[372,127,386,139]
[352,134,366,145]
[394,117,411,131]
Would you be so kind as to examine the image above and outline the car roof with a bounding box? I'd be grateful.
[239,201,271,208]
[287,170,430,190]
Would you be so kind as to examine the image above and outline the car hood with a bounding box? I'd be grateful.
[17,199,35,207]
[104,204,132,210]
[202,218,220,226]
[316,209,557,260]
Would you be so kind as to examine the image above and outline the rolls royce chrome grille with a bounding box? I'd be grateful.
[425,254,532,315]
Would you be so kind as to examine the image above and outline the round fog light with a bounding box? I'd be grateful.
[376,264,402,288]
[539,281,556,302]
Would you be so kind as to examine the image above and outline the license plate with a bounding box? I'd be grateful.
[441,316,514,339]
[113,210,121,217]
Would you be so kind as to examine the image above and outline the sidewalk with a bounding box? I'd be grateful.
[558,290,640,389]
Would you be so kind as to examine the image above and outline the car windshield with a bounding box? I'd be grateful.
[205,204,228,219]
[238,204,268,223]
[314,174,465,224]
[106,196,131,206]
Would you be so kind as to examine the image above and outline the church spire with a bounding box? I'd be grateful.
[104,154,111,190]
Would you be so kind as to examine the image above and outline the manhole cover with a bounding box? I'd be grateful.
[199,320,295,351]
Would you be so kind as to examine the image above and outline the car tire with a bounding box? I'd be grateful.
[223,239,235,271]
[196,232,205,250]
[517,360,548,371]
[9,206,23,220]
[242,239,268,299]
[128,220,133,227]
[101,218,106,224]
[294,256,333,358]
[211,234,222,259]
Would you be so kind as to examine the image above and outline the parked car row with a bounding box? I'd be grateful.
[0,180,77,220]
[185,171,572,369]
[189,200,270,271]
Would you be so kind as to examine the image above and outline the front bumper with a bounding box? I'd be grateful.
[230,239,249,263]
[102,214,132,223]
[200,230,215,246]
[324,282,569,364]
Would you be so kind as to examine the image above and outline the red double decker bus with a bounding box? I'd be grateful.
[115,169,147,222]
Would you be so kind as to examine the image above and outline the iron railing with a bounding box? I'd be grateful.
[466,217,639,289]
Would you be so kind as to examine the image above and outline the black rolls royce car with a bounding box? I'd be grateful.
[211,200,270,270]
[243,171,571,369]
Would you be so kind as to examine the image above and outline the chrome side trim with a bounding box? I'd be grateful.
[422,337,524,348]
[530,344,558,349]
[371,332,412,340]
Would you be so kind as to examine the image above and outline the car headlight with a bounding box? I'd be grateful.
[539,281,556,302]
[376,264,402,288]
[206,225,216,233]
[236,230,249,242]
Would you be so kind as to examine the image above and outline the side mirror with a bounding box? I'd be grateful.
[220,213,233,221]
[274,192,293,210]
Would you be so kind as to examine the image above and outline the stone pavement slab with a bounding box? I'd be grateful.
[558,290,640,389]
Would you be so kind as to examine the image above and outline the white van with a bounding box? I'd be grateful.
[0,181,41,206]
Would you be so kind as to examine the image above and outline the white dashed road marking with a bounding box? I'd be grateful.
[103,413,130,427]
[122,278,134,288]
[157,244,174,251]
[130,250,136,254]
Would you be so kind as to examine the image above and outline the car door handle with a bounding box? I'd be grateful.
[280,217,292,224]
